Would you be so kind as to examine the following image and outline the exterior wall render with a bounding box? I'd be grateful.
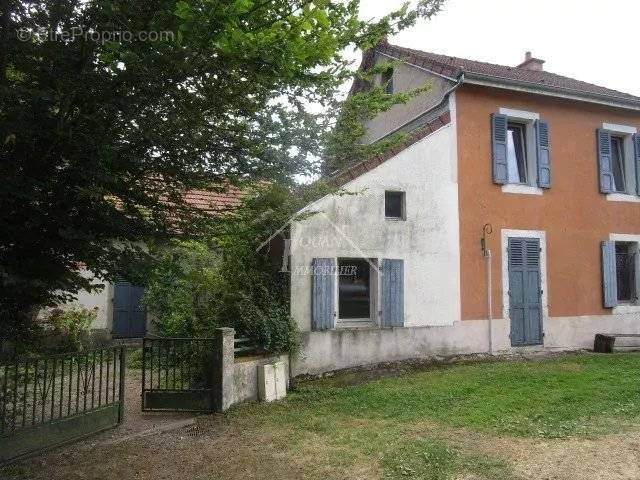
[289,124,460,331]
[455,85,640,321]
[362,54,454,144]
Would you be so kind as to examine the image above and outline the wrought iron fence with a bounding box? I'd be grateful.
[0,346,126,464]
[233,337,258,356]
[141,338,216,412]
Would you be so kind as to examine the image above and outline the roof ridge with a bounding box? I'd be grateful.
[381,43,640,104]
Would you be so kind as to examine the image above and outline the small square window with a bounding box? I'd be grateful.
[611,136,627,193]
[507,122,528,184]
[616,242,637,303]
[385,191,405,219]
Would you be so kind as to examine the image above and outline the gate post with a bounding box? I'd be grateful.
[212,328,235,412]
[118,346,126,423]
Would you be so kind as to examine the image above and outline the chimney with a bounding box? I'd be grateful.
[517,51,545,71]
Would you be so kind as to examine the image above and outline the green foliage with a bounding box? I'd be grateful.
[44,307,96,352]
[0,0,445,343]
[127,348,143,369]
[322,63,433,174]
[144,240,223,338]
[145,183,313,352]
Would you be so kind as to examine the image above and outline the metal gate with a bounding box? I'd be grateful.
[0,347,126,464]
[141,338,217,412]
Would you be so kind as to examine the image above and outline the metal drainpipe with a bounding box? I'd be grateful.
[485,248,493,355]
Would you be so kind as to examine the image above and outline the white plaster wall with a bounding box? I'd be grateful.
[73,283,112,331]
[290,124,460,331]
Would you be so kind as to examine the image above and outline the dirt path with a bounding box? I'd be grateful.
[6,409,640,480]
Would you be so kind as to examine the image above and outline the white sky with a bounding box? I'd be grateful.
[359,0,640,97]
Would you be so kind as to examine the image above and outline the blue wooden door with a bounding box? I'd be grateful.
[508,238,543,346]
[113,281,147,338]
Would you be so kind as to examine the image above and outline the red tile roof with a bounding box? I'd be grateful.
[375,42,640,106]
[183,186,245,214]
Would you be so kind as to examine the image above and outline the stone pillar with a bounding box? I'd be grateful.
[212,327,235,412]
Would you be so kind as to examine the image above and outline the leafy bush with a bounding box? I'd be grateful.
[144,240,223,338]
[44,306,96,352]
[144,184,302,354]
[127,348,143,369]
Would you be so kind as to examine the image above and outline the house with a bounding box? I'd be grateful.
[62,187,245,342]
[289,40,640,375]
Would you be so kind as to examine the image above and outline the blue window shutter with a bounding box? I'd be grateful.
[311,258,335,330]
[634,134,640,195]
[491,114,509,184]
[381,259,404,327]
[602,241,618,308]
[535,120,551,188]
[597,129,614,193]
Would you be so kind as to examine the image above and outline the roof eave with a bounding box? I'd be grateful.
[462,73,640,111]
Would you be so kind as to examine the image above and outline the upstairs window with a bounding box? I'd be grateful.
[597,126,639,197]
[385,191,405,219]
[507,123,528,184]
[611,135,627,193]
[491,111,551,190]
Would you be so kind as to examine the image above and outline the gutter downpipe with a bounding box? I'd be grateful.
[481,223,493,355]
[485,248,493,355]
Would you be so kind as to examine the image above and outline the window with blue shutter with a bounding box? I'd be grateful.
[601,241,618,308]
[597,129,615,194]
[634,134,640,196]
[491,114,509,184]
[492,112,552,190]
[311,258,335,330]
[381,259,404,327]
[535,120,551,188]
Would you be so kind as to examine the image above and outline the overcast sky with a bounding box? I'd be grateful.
[359,0,640,97]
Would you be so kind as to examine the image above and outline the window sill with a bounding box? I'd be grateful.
[385,217,406,221]
[612,304,640,314]
[336,319,376,329]
[501,184,543,196]
[606,193,640,203]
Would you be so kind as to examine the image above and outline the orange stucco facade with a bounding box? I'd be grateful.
[456,85,640,321]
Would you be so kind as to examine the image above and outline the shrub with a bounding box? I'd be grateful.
[45,306,96,352]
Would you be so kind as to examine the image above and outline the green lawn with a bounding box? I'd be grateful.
[228,353,640,479]
[4,353,640,480]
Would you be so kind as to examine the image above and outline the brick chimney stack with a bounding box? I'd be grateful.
[517,51,545,71]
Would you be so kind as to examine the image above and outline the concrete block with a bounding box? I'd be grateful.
[258,364,277,402]
[273,361,287,400]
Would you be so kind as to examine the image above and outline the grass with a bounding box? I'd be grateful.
[4,352,640,480]
[226,352,640,479]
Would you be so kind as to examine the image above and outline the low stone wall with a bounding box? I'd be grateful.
[292,314,640,376]
[232,354,289,406]
[213,328,289,411]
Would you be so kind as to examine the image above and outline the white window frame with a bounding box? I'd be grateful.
[335,257,380,328]
[609,233,640,314]
[501,229,549,339]
[603,123,638,203]
[499,108,543,195]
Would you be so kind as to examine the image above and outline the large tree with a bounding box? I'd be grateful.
[0,0,443,340]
